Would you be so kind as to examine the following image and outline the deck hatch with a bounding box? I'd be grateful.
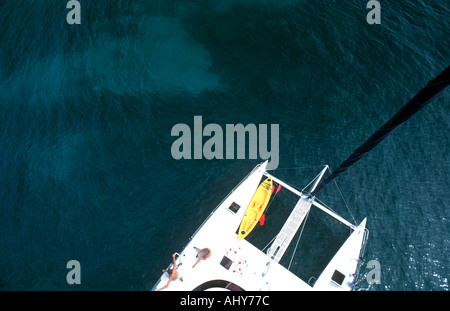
[331,270,345,286]
[220,256,233,270]
[227,202,241,214]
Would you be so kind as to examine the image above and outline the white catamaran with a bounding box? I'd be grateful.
[152,66,449,292]
[152,161,368,291]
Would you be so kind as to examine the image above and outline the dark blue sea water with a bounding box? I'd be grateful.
[0,0,448,291]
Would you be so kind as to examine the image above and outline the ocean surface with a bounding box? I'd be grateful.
[0,0,448,291]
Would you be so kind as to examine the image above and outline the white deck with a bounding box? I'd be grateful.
[152,162,367,291]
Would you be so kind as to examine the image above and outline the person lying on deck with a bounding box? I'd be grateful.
[192,247,211,268]
[158,253,183,291]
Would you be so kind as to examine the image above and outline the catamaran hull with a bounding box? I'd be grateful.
[152,162,368,291]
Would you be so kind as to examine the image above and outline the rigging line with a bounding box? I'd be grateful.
[333,178,357,225]
[325,166,357,225]
[262,234,278,252]
[272,166,328,194]
[328,167,357,225]
[314,196,348,225]
[302,165,328,192]
[274,165,328,171]
[301,177,316,192]
[277,178,304,193]
[270,165,328,195]
[287,208,311,271]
